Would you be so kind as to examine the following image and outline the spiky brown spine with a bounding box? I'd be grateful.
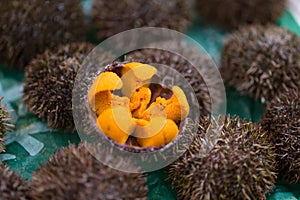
[23,43,95,131]
[92,0,191,39]
[126,42,222,116]
[0,165,30,200]
[168,115,276,200]
[30,143,148,200]
[0,0,86,69]
[260,89,300,183]
[221,25,300,102]
[196,0,286,29]
[0,97,13,153]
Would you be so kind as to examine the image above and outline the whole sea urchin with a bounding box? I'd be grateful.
[30,143,148,200]
[24,43,95,131]
[0,165,30,200]
[168,115,276,200]
[0,97,14,153]
[196,0,286,29]
[126,42,222,116]
[0,0,86,69]
[260,89,300,183]
[221,25,300,102]
[92,0,191,39]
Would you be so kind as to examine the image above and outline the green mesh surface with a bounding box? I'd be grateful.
[0,1,299,199]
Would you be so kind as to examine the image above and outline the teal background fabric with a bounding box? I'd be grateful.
[0,1,299,199]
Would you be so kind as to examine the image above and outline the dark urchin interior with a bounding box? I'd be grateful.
[196,0,286,29]
[92,0,191,39]
[168,115,276,200]
[30,143,148,200]
[260,89,300,183]
[221,25,300,102]
[24,43,95,131]
[0,0,86,69]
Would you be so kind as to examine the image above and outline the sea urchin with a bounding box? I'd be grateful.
[30,143,148,200]
[196,0,286,29]
[0,165,30,200]
[168,115,276,200]
[92,0,191,39]
[0,0,86,69]
[24,42,95,131]
[221,25,300,102]
[260,89,300,183]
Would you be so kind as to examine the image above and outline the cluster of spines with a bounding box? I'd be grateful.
[23,42,95,131]
[221,25,300,102]
[168,115,276,200]
[260,89,300,183]
[0,0,86,69]
[29,143,148,200]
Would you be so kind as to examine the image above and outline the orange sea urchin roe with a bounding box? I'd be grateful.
[133,103,167,138]
[93,92,130,116]
[121,63,157,97]
[97,106,135,145]
[143,86,189,123]
[136,119,179,147]
[88,71,123,103]
[130,87,151,119]
[164,86,189,122]
[90,62,189,148]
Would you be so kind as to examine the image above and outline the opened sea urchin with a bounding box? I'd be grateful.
[126,42,222,116]
[24,43,95,131]
[221,25,300,102]
[30,143,148,200]
[196,0,286,29]
[89,61,189,148]
[168,115,276,200]
[92,0,191,39]
[0,97,14,153]
[0,165,30,200]
[260,89,300,183]
[0,0,86,69]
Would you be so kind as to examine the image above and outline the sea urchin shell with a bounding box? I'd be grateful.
[168,115,276,200]
[260,89,300,183]
[24,43,95,131]
[221,25,300,102]
[30,143,148,200]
